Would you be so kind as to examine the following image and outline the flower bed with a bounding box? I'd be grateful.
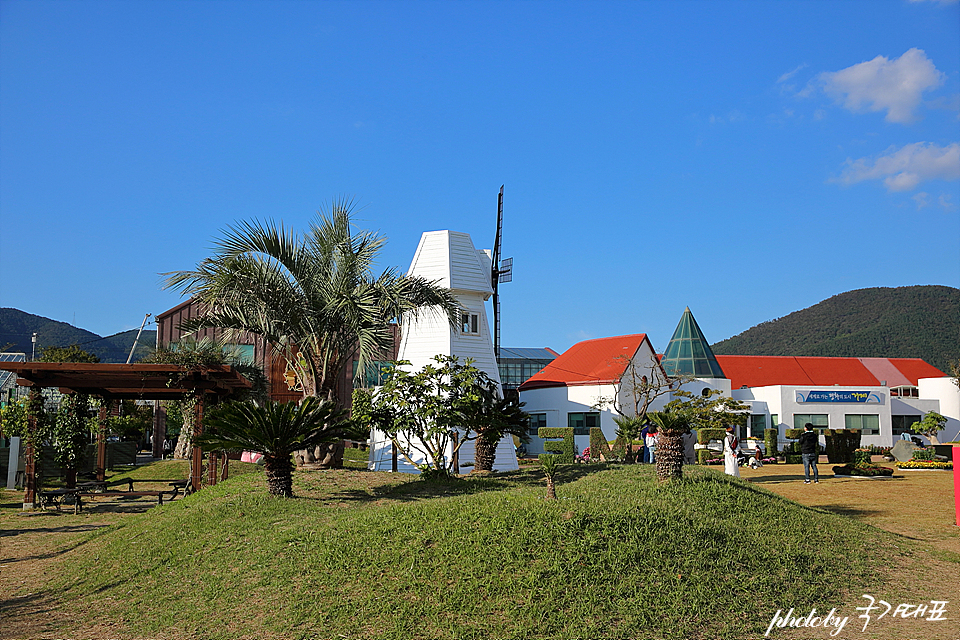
[832,463,894,477]
[895,460,953,470]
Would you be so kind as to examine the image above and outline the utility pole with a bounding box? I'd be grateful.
[126,314,152,364]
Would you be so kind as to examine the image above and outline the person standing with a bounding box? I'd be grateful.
[639,424,650,463]
[645,427,658,465]
[722,426,740,477]
[799,422,820,484]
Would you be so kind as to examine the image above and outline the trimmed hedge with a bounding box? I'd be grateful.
[784,428,804,440]
[824,429,860,464]
[784,454,803,465]
[539,427,575,463]
[589,428,627,462]
[697,449,722,465]
[696,428,726,445]
[764,428,778,457]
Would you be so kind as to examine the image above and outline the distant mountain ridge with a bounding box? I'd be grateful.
[710,285,959,373]
[0,308,156,363]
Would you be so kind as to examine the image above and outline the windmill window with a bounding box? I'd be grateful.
[460,310,479,334]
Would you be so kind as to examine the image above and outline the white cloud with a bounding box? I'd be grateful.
[834,142,960,191]
[912,192,930,209]
[817,48,944,123]
[939,194,957,210]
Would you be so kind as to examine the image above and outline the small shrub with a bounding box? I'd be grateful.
[853,449,872,465]
[911,448,936,462]
[784,453,802,465]
[832,463,894,477]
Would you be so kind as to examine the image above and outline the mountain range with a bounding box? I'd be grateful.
[0,308,156,363]
[710,285,959,373]
[2,285,958,372]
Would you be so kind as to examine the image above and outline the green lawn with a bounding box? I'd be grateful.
[2,461,910,640]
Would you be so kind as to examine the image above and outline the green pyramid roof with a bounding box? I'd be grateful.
[661,307,726,378]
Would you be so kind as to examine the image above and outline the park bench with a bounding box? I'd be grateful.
[37,488,84,514]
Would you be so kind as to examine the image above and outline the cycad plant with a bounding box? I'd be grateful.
[647,409,691,481]
[195,398,347,497]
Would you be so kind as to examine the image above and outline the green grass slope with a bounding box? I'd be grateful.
[53,464,887,640]
[711,285,959,372]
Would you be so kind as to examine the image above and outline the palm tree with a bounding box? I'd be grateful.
[647,410,691,481]
[163,199,461,401]
[195,398,347,497]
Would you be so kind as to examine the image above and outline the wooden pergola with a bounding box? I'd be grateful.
[0,362,251,509]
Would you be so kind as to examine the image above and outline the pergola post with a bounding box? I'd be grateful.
[190,392,205,492]
[96,400,110,482]
[22,388,39,510]
[152,400,166,459]
[207,451,218,486]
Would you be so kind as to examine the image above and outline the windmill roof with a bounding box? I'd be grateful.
[716,355,945,389]
[519,334,650,390]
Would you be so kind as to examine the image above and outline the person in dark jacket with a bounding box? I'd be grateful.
[799,422,820,484]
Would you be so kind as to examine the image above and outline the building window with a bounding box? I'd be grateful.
[892,414,921,436]
[890,386,919,398]
[353,360,393,389]
[568,412,599,436]
[460,310,479,335]
[793,414,828,432]
[771,414,778,429]
[529,413,547,437]
[750,414,767,438]
[498,359,554,387]
[845,414,879,435]
[225,344,255,365]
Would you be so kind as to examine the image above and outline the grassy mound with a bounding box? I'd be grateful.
[54,464,884,640]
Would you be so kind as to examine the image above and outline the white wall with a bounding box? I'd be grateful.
[918,377,960,442]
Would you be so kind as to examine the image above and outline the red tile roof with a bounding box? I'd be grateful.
[519,334,651,390]
[716,355,945,389]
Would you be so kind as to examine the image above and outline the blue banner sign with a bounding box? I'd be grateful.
[796,390,882,404]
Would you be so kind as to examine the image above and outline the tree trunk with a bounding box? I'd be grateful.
[473,434,497,472]
[655,431,685,481]
[174,431,192,460]
[264,453,294,497]
[545,475,556,500]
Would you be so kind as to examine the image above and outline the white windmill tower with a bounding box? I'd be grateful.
[369,189,518,473]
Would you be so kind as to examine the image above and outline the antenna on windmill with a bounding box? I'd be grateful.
[491,185,512,364]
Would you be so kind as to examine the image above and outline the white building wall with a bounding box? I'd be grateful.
[918,377,960,442]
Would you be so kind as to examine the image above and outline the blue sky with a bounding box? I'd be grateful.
[1,0,958,355]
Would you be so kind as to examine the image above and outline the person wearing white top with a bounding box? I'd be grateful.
[645,428,658,465]
[722,426,741,478]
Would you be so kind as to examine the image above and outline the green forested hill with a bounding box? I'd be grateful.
[0,308,156,363]
[711,285,959,373]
